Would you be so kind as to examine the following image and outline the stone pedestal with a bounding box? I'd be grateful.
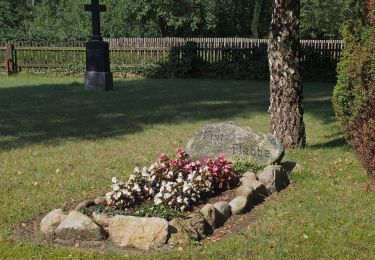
[84,40,113,91]
[84,71,113,91]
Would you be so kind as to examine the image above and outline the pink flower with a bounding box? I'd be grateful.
[159,153,168,162]
[212,165,219,173]
[183,163,192,172]
[176,147,185,154]
[195,161,202,167]
[204,157,212,165]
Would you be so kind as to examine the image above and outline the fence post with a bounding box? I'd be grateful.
[5,44,15,75]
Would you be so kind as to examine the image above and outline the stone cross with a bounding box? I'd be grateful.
[84,0,106,41]
[83,0,113,91]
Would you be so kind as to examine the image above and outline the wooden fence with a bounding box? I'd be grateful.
[0,38,344,74]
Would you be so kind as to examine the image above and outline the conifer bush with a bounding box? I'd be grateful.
[333,0,375,178]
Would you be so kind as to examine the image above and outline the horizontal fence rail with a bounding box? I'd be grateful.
[0,38,344,75]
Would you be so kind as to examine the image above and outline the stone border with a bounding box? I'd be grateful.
[40,164,293,251]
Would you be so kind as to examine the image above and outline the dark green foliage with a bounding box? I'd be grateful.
[163,42,337,81]
[300,0,353,39]
[80,204,184,221]
[301,47,338,81]
[333,0,375,178]
[167,42,202,78]
[233,161,265,178]
[251,0,262,37]
[0,0,356,41]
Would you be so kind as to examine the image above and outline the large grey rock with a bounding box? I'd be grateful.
[187,212,209,238]
[40,209,67,236]
[213,201,231,226]
[55,211,107,241]
[168,213,208,245]
[186,122,284,165]
[258,165,290,193]
[108,216,168,250]
[168,219,194,246]
[229,196,248,214]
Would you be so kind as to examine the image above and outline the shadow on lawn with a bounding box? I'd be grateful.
[0,78,336,151]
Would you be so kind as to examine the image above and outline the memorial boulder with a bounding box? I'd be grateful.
[186,122,284,165]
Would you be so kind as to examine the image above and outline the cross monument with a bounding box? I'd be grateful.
[84,0,113,91]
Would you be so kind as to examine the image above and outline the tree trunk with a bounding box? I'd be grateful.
[268,0,306,148]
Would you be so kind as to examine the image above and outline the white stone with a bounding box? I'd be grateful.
[40,209,67,236]
[235,184,254,199]
[229,196,248,214]
[55,211,106,241]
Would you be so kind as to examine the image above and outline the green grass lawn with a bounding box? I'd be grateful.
[0,76,374,259]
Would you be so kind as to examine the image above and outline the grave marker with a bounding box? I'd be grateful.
[84,0,113,91]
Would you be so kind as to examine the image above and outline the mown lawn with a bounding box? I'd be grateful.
[0,76,374,259]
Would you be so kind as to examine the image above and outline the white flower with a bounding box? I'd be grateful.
[113,184,120,191]
[177,196,182,203]
[129,174,135,181]
[154,198,162,205]
[114,192,121,199]
[112,177,118,184]
[163,193,171,199]
[134,167,140,173]
[132,183,141,192]
[142,171,148,177]
[176,177,183,183]
[166,182,172,192]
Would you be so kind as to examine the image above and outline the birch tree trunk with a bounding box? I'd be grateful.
[268,0,306,148]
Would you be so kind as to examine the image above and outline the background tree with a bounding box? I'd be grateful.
[25,0,90,42]
[268,0,306,148]
[0,0,31,41]
[300,0,352,39]
[0,0,360,41]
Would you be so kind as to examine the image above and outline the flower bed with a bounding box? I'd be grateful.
[106,147,238,212]
[39,147,293,250]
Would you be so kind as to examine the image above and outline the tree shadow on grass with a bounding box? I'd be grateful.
[308,136,351,150]
[0,78,336,151]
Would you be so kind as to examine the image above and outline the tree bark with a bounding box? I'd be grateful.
[268,0,306,148]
